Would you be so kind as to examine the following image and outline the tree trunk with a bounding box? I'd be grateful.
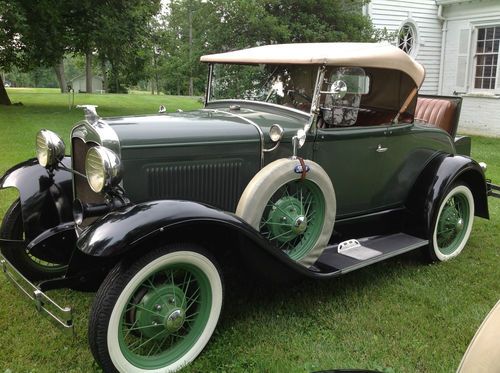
[101,59,108,92]
[85,51,93,93]
[0,75,12,105]
[53,61,67,93]
[155,69,160,95]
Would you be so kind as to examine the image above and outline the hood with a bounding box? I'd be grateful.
[103,102,309,150]
[104,109,258,150]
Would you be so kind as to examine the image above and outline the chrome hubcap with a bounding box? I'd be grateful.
[164,308,185,332]
[293,216,308,234]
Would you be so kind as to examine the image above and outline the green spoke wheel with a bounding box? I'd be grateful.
[259,180,325,261]
[430,183,475,261]
[237,158,336,267]
[0,199,67,281]
[89,244,223,373]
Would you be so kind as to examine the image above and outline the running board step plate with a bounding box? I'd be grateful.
[316,233,428,274]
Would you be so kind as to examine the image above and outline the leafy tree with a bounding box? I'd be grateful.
[0,0,160,104]
[264,0,374,43]
[159,0,378,96]
[89,0,161,93]
[1,0,71,96]
[0,0,72,103]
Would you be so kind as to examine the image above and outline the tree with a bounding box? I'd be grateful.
[89,0,161,93]
[159,0,377,96]
[265,0,374,43]
[0,0,25,104]
[0,0,71,103]
[0,0,161,103]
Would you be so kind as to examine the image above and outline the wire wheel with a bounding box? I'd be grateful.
[260,179,325,261]
[431,184,474,261]
[436,193,470,255]
[89,246,223,373]
[236,158,336,267]
[118,263,212,368]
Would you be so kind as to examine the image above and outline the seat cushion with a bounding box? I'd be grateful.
[415,97,457,135]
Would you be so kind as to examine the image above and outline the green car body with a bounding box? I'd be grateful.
[0,42,494,372]
[85,100,456,217]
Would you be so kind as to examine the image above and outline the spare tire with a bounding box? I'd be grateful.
[236,158,336,267]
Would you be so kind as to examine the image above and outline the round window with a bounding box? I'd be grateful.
[398,22,418,56]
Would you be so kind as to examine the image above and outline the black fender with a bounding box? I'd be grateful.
[76,200,324,280]
[0,157,74,241]
[407,153,489,236]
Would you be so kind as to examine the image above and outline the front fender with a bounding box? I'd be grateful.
[76,200,320,279]
[0,157,73,241]
[407,153,489,235]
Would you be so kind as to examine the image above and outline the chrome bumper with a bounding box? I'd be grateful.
[0,255,74,335]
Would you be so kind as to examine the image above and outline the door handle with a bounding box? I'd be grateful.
[376,144,388,153]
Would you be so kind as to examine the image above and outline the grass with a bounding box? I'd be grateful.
[0,88,499,373]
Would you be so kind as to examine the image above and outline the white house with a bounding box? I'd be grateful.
[365,0,500,136]
[69,74,104,93]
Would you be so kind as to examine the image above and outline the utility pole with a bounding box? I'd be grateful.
[188,6,194,96]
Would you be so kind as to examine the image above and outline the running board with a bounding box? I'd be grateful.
[316,233,428,275]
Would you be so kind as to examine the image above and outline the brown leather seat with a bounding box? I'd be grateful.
[415,97,457,136]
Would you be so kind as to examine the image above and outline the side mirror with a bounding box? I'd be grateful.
[292,129,307,158]
[329,80,348,100]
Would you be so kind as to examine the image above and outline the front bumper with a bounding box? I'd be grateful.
[0,255,74,334]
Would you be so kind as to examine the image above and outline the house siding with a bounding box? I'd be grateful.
[440,0,500,135]
[367,0,443,95]
[459,97,500,136]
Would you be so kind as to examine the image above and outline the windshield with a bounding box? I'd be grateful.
[210,64,317,112]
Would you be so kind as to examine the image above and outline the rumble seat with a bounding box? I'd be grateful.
[415,97,459,136]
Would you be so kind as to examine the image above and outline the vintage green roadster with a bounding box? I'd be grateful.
[0,43,498,372]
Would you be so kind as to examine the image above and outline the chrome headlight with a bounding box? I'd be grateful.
[36,130,65,168]
[85,146,122,193]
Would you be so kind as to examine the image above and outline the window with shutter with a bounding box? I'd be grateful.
[473,26,500,91]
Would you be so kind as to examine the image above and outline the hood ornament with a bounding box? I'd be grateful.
[76,105,100,123]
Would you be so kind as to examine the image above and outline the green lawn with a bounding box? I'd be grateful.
[0,89,499,373]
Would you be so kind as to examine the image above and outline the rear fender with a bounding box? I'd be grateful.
[76,200,314,280]
[0,157,74,241]
[407,153,489,235]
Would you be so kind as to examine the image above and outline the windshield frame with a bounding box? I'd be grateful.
[204,63,323,116]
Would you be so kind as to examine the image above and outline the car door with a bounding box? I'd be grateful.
[381,121,456,205]
[313,125,395,218]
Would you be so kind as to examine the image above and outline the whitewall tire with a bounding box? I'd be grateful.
[89,245,223,373]
[430,184,475,261]
[236,158,336,267]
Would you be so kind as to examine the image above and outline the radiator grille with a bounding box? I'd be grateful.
[146,160,243,211]
[72,137,105,227]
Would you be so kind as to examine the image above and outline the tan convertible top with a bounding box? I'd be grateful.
[201,42,425,88]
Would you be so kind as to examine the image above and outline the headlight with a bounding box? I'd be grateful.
[36,130,65,168]
[85,146,122,193]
